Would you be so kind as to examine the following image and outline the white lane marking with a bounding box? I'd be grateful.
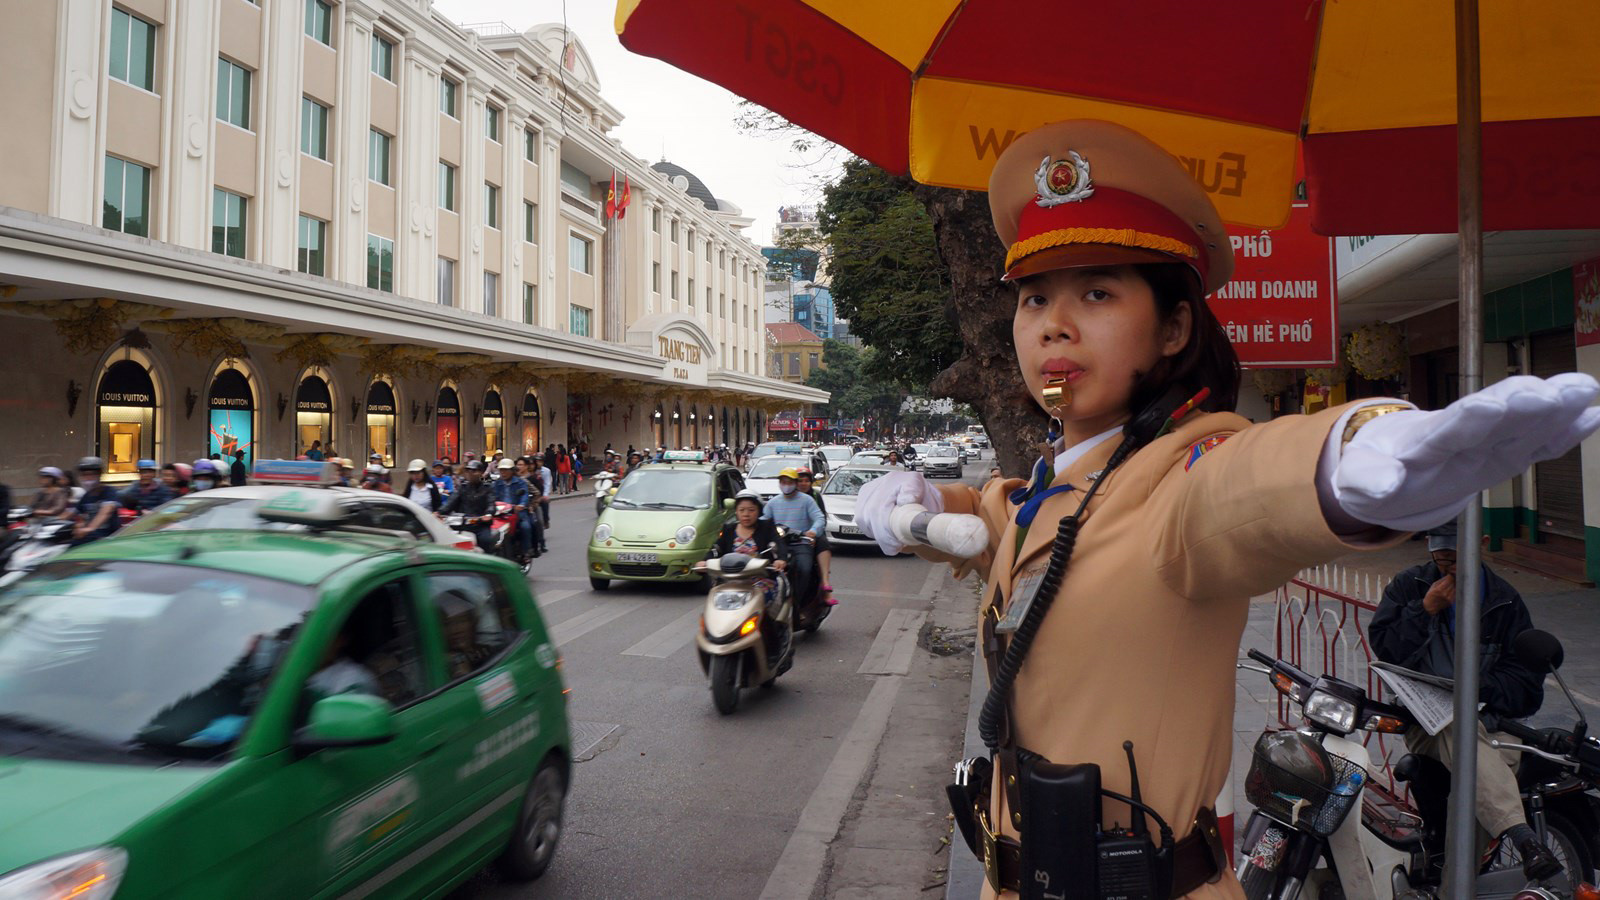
[857,609,928,676]
[550,599,645,646]
[621,607,704,658]
[919,564,945,598]
[535,576,591,584]
[757,676,904,900]
[533,589,579,610]
[844,589,932,602]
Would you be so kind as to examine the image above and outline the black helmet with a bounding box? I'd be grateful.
[1258,730,1334,793]
[463,459,486,472]
[77,456,105,472]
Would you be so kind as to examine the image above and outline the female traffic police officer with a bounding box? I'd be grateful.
[856,120,1600,900]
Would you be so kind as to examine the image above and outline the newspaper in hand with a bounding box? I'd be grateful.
[1371,662,1456,736]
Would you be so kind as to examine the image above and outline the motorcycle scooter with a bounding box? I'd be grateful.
[1236,640,1600,900]
[593,471,617,515]
[784,532,831,633]
[443,501,530,574]
[695,549,795,715]
[0,518,75,588]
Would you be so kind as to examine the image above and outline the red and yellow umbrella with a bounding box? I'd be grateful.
[615,0,1600,234]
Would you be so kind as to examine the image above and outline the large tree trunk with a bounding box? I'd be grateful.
[914,185,1047,477]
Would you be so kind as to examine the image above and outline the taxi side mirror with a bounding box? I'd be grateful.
[293,693,397,753]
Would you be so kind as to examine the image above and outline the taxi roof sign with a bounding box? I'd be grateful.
[252,459,338,485]
[662,450,707,462]
[256,489,350,528]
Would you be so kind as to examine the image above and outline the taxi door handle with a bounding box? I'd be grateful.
[420,724,466,755]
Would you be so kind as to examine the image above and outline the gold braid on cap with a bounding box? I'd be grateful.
[1004,227,1199,271]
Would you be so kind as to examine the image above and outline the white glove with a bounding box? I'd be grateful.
[856,470,943,556]
[1334,374,1600,531]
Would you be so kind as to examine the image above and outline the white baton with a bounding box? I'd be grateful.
[886,504,989,559]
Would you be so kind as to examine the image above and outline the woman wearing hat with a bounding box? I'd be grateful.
[402,459,442,511]
[855,120,1600,898]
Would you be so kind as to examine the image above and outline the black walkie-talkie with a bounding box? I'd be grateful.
[1093,742,1163,900]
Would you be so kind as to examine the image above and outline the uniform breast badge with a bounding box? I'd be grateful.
[1184,434,1230,471]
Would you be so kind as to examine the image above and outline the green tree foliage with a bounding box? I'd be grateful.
[806,159,962,389]
[804,340,904,432]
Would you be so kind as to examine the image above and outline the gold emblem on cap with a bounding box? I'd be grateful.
[1033,151,1094,208]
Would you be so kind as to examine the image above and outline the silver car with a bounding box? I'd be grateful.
[820,465,896,546]
[921,446,963,478]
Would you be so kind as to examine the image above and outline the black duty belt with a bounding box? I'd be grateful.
[977,804,1226,898]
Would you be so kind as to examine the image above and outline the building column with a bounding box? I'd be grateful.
[53,0,108,226]
[1577,340,1600,581]
[333,2,376,286]
[399,41,443,300]
[165,0,224,249]
[258,0,305,269]
[540,131,563,327]
[503,100,529,322]
[460,76,487,317]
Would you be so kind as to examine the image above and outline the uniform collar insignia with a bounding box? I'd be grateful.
[1033,151,1094,207]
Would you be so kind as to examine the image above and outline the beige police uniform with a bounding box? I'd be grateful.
[934,405,1405,899]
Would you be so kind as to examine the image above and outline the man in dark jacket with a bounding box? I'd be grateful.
[437,460,495,552]
[1368,522,1557,881]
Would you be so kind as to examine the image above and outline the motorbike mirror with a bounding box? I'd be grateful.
[1513,629,1564,674]
[723,498,735,510]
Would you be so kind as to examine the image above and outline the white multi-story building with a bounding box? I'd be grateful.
[0,0,822,481]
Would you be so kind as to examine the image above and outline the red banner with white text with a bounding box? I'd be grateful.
[1207,204,1339,367]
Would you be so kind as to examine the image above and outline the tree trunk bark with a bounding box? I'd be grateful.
[914,184,1047,477]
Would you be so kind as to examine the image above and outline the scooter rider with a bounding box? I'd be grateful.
[853,120,1600,900]
[70,457,121,546]
[492,458,535,562]
[190,459,221,492]
[761,468,824,602]
[437,460,495,552]
[1369,521,1558,881]
[119,459,174,512]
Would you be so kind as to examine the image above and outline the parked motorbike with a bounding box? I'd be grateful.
[593,472,617,515]
[695,549,795,715]
[0,518,75,588]
[1236,636,1600,900]
[443,501,530,574]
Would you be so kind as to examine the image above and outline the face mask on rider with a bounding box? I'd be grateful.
[194,477,215,490]
[779,482,796,496]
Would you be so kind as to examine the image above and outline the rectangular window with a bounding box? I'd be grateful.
[300,97,328,159]
[652,207,661,233]
[483,183,499,228]
[719,249,726,270]
[809,352,819,370]
[371,34,394,80]
[296,215,325,275]
[522,282,536,324]
[439,78,457,117]
[368,130,391,186]
[523,128,537,162]
[523,200,537,243]
[704,240,711,262]
[437,162,455,211]
[569,304,592,337]
[483,271,498,316]
[216,58,252,129]
[109,9,156,92]
[366,234,393,292]
[304,0,331,45]
[688,277,695,307]
[568,234,593,274]
[437,257,455,306]
[670,219,678,243]
[652,262,660,293]
[671,271,679,300]
[720,293,726,319]
[102,156,151,237]
[705,286,711,309]
[211,189,247,258]
[788,353,800,376]
[485,105,500,141]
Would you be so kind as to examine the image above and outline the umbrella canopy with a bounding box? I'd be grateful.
[615,0,1600,235]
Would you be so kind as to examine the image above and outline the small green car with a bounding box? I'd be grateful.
[587,453,745,590]
[0,526,570,899]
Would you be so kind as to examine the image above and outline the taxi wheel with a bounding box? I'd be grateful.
[497,759,566,881]
[589,576,610,591]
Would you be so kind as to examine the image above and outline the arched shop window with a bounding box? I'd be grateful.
[295,371,334,458]
[482,388,504,457]
[96,357,158,478]
[520,392,540,456]
[652,406,664,449]
[208,367,255,472]
[435,386,461,464]
[366,379,397,465]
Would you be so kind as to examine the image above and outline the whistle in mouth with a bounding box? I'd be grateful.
[1041,375,1072,414]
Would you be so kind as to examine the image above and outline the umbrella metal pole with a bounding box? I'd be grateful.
[1447,0,1485,894]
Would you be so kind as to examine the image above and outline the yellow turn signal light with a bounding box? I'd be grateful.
[739,615,759,636]
[1368,715,1408,734]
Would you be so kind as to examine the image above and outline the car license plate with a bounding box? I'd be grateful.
[837,525,859,535]
[616,552,659,563]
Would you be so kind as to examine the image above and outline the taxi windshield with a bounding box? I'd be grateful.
[748,456,801,479]
[610,469,711,510]
[119,495,299,535]
[823,469,889,495]
[0,560,314,764]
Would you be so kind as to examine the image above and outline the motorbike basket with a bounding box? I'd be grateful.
[1244,730,1367,838]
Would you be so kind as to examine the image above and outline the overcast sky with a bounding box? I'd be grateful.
[431,0,836,245]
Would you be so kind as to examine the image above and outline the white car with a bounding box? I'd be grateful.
[818,444,854,469]
[743,453,809,500]
[921,446,963,478]
[820,465,897,546]
[118,483,473,549]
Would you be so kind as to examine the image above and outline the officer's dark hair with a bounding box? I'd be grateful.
[1128,263,1240,415]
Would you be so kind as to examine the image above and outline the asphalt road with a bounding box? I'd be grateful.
[453,455,987,899]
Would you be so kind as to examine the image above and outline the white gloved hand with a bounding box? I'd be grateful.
[856,470,943,556]
[1335,374,1600,531]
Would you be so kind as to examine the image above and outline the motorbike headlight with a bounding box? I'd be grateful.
[713,589,750,610]
[0,847,128,899]
[1303,690,1358,734]
[593,523,612,542]
[675,525,697,544]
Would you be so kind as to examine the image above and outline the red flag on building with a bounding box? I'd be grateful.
[619,175,632,218]
[605,170,617,219]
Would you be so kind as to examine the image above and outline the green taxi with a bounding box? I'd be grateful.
[0,492,570,899]
[586,451,744,590]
